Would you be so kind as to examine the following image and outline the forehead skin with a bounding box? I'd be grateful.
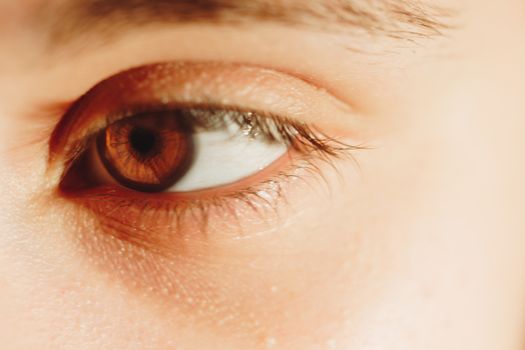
[0,0,525,350]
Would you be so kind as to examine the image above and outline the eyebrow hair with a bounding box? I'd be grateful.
[42,0,452,46]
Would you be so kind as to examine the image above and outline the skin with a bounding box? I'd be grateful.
[1,0,525,349]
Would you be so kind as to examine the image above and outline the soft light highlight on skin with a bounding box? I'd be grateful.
[0,0,524,349]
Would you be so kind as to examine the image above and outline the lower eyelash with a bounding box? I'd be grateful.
[59,149,351,255]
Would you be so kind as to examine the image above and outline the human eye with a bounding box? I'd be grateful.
[46,60,359,301]
[59,90,338,195]
[90,107,292,193]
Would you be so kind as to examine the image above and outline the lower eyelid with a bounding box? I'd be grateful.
[59,150,324,248]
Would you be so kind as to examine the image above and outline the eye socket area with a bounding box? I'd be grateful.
[53,62,356,200]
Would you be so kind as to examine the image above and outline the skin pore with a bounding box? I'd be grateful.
[0,0,525,349]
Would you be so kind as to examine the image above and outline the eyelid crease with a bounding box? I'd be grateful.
[47,61,358,172]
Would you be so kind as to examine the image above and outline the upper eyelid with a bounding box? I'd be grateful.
[48,61,357,167]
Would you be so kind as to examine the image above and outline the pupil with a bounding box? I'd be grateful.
[129,127,158,156]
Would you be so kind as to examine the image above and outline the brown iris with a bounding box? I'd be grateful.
[97,112,194,192]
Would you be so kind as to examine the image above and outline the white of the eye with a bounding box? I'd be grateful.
[170,129,287,192]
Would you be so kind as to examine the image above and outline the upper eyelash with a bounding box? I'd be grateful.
[85,104,354,161]
[178,106,353,156]
[53,103,357,182]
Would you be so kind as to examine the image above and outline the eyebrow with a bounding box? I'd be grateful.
[41,0,452,46]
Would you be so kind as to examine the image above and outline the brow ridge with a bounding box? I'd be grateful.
[42,0,453,46]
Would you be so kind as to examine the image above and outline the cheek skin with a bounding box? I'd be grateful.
[4,93,525,350]
[46,157,387,349]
